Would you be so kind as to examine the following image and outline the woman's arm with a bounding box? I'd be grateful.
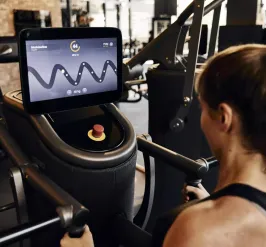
[163,205,212,247]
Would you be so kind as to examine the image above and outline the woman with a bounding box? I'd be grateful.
[61,44,266,247]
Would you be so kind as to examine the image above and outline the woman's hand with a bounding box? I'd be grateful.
[60,225,94,247]
[183,183,210,202]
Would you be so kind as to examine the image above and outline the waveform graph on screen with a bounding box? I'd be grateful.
[28,60,117,89]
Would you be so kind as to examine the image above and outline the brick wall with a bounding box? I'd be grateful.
[0,0,62,94]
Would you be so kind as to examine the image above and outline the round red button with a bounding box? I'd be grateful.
[92,124,104,138]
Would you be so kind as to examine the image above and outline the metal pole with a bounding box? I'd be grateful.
[128,0,133,57]
[208,4,222,58]
[204,0,225,16]
[102,3,107,27]
[183,0,205,100]
[66,0,72,27]
[0,217,60,246]
[116,4,121,29]
[0,203,15,213]
[87,1,90,13]
[86,1,91,27]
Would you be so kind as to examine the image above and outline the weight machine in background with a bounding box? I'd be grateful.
[123,0,225,231]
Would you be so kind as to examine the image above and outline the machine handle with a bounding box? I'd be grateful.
[24,166,90,228]
[68,226,85,238]
[185,156,218,201]
[137,136,208,177]
[0,123,89,232]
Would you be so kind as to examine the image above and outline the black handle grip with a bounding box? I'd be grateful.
[68,226,85,238]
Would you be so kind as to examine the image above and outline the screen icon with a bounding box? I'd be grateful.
[70,41,81,52]
[82,88,88,93]
[74,90,81,94]
[110,42,114,47]
[67,90,72,95]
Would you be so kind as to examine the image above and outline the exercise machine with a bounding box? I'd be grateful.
[0,26,218,246]
[0,125,217,247]
[123,0,225,230]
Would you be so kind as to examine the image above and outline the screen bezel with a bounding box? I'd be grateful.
[19,28,122,114]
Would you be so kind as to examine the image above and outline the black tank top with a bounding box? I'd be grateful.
[152,183,266,247]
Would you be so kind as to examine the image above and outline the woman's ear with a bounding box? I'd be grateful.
[218,103,233,132]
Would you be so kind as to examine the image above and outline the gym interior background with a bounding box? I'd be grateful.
[0,0,266,246]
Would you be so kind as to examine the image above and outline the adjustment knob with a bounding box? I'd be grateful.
[170,118,184,132]
[92,124,104,138]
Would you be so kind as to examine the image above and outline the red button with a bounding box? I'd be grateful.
[92,124,104,138]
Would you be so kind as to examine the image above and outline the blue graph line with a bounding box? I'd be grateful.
[28,60,117,89]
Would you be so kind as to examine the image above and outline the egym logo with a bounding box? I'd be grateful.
[70,40,80,53]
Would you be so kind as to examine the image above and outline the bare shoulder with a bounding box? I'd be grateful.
[163,196,266,247]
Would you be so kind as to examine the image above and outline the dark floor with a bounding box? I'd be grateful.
[0,99,147,246]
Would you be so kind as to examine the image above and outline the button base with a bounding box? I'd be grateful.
[88,130,106,142]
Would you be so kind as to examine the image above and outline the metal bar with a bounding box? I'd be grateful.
[125,79,146,86]
[102,3,107,27]
[0,123,88,237]
[128,0,133,57]
[0,217,60,246]
[137,136,208,177]
[134,134,155,230]
[136,164,145,173]
[116,4,121,29]
[66,0,72,27]
[208,4,222,58]
[177,1,194,25]
[204,0,224,16]
[125,0,226,71]
[177,0,225,26]
[24,166,89,219]
[0,203,15,213]
[183,0,205,100]
[0,123,89,220]
[9,167,29,225]
[86,1,90,13]
[23,168,88,237]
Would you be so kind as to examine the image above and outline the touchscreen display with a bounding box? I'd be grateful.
[26,38,117,102]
